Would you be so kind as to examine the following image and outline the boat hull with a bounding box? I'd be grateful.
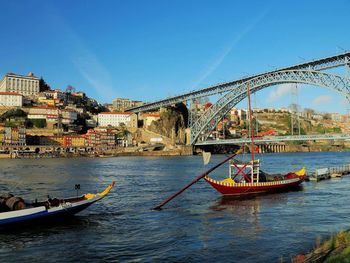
[0,201,94,227]
[204,176,304,196]
[0,182,115,228]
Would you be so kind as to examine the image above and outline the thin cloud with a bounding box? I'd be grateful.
[191,8,270,90]
[268,83,296,102]
[72,48,115,102]
[43,8,116,102]
[312,95,333,106]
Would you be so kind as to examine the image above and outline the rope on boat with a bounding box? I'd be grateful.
[153,150,242,210]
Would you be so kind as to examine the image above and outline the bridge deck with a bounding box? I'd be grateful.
[194,134,350,146]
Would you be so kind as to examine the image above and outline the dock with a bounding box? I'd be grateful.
[308,164,350,182]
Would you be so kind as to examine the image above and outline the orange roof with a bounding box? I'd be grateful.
[142,113,160,117]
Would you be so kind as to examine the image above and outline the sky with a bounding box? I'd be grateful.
[1,0,350,113]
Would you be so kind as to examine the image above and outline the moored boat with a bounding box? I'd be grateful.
[203,81,305,197]
[0,182,115,227]
[204,159,305,196]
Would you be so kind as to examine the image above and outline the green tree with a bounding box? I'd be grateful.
[39,77,51,92]
[31,119,47,128]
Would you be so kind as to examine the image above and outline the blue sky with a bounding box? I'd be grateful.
[1,0,350,113]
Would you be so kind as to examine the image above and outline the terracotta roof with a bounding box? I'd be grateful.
[142,113,160,117]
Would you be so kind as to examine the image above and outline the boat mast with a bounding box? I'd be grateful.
[247,81,255,162]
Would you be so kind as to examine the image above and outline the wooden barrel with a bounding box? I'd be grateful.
[5,196,26,210]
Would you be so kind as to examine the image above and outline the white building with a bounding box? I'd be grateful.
[0,72,40,96]
[42,89,66,100]
[0,92,23,107]
[98,112,137,128]
[28,107,78,124]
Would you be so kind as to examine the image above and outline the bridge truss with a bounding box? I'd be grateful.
[126,51,350,145]
[128,52,350,113]
[191,70,350,143]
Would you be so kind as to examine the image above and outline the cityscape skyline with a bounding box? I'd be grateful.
[1,0,350,113]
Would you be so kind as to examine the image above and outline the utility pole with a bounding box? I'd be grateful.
[290,83,301,135]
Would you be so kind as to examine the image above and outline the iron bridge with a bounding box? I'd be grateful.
[126,51,350,145]
[195,134,350,146]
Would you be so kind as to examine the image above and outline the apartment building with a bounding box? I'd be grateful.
[4,126,26,145]
[98,112,137,128]
[28,107,78,124]
[0,72,40,96]
[112,98,143,111]
[0,92,23,107]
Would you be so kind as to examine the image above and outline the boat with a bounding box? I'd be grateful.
[330,173,342,178]
[203,81,305,197]
[153,82,306,209]
[204,160,305,196]
[0,182,115,227]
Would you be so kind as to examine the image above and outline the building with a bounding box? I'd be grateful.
[98,112,137,128]
[28,107,78,125]
[140,112,160,128]
[230,108,247,122]
[84,129,99,147]
[63,135,85,147]
[37,97,58,107]
[0,92,23,107]
[42,90,66,101]
[330,113,342,122]
[38,136,63,146]
[84,129,115,147]
[98,129,116,147]
[0,72,40,96]
[112,98,144,111]
[4,126,26,145]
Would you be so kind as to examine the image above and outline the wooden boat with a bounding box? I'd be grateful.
[153,83,306,210]
[0,182,115,227]
[204,159,305,196]
[204,82,305,197]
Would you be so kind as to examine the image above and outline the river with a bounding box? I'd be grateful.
[0,152,350,262]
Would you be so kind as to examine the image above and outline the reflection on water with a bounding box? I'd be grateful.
[0,152,349,262]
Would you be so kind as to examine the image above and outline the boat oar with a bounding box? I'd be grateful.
[153,150,242,210]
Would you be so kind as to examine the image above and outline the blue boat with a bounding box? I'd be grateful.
[0,182,115,227]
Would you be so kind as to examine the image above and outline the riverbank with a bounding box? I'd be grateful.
[0,143,349,159]
[293,230,350,263]
[0,145,194,159]
[104,145,193,157]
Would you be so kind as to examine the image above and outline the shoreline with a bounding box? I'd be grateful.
[293,229,350,263]
[0,147,349,159]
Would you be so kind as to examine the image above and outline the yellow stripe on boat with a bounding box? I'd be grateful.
[84,193,95,199]
[84,182,115,200]
[295,167,306,176]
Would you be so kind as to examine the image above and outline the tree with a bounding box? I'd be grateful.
[39,77,51,92]
[30,119,47,128]
[323,113,331,120]
[1,109,27,121]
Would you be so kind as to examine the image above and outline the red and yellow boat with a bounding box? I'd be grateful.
[204,159,305,196]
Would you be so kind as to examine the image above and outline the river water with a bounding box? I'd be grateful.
[0,152,350,262]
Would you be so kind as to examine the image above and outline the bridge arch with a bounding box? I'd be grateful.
[191,70,350,144]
